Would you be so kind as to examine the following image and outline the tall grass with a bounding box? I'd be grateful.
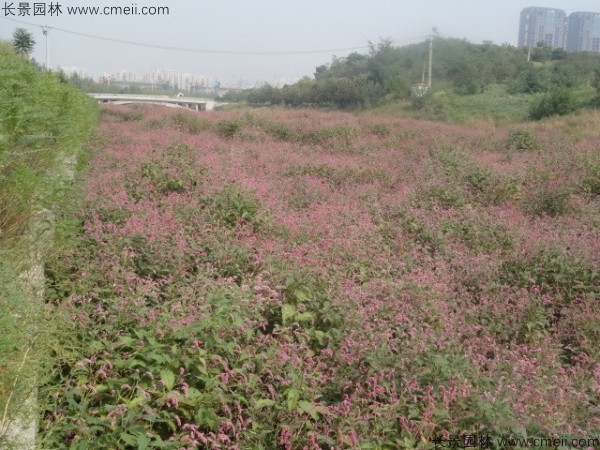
[0,43,97,447]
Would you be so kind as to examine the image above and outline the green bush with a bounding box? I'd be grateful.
[528,88,577,120]
[216,119,243,138]
[500,249,599,301]
[100,107,144,122]
[171,111,212,134]
[208,184,263,228]
[506,129,538,151]
[580,162,600,196]
[524,187,571,216]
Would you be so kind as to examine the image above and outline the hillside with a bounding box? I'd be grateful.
[238,38,600,123]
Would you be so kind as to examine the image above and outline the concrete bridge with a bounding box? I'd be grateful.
[89,93,224,111]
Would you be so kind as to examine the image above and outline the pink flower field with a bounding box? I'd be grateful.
[41,105,600,449]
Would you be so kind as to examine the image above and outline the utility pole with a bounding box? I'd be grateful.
[427,35,433,88]
[42,26,49,70]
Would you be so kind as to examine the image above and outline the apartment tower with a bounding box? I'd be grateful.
[518,7,567,49]
[567,11,600,52]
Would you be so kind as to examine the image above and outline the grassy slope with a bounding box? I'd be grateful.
[0,46,97,447]
[369,83,597,125]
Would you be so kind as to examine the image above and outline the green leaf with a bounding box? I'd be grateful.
[255,398,276,409]
[120,432,138,446]
[282,304,296,324]
[296,312,314,323]
[297,400,319,420]
[137,433,151,450]
[195,407,218,431]
[159,369,175,390]
[293,288,310,302]
[286,388,300,411]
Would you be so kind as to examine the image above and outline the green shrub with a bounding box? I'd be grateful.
[264,265,346,351]
[422,184,467,208]
[429,147,521,206]
[580,162,600,196]
[379,207,446,254]
[264,122,298,141]
[208,184,262,228]
[171,112,212,134]
[528,88,577,120]
[140,162,187,194]
[100,107,144,122]
[369,123,391,137]
[506,129,538,150]
[524,187,571,216]
[441,216,514,253]
[462,164,521,205]
[500,249,599,301]
[124,234,177,279]
[97,208,132,225]
[216,119,243,138]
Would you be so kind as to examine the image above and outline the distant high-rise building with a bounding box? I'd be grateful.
[518,7,567,49]
[567,11,600,52]
[59,66,87,79]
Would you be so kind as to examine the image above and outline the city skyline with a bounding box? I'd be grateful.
[58,65,298,90]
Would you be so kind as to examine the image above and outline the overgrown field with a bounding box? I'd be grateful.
[41,105,600,448]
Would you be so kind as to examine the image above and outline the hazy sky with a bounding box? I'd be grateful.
[1,0,600,86]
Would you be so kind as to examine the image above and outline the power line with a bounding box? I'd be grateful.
[1,15,426,56]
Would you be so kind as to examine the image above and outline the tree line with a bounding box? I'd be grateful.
[235,37,600,112]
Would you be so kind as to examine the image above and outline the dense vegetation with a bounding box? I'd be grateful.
[2,30,600,449]
[0,41,97,447]
[241,38,600,122]
[39,105,600,448]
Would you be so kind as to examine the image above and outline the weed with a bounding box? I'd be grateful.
[500,249,599,301]
[580,162,600,196]
[265,122,299,141]
[421,184,468,209]
[217,119,243,138]
[208,184,263,228]
[171,112,212,134]
[441,215,514,253]
[285,163,391,187]
[101,107,144,122]
[97,208,132,225]
[369,123,391,137]
[524,187,571,216]
[287,180,323,210]
[506,129,538,151]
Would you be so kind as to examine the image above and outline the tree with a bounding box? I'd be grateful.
[12,28,35,57]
